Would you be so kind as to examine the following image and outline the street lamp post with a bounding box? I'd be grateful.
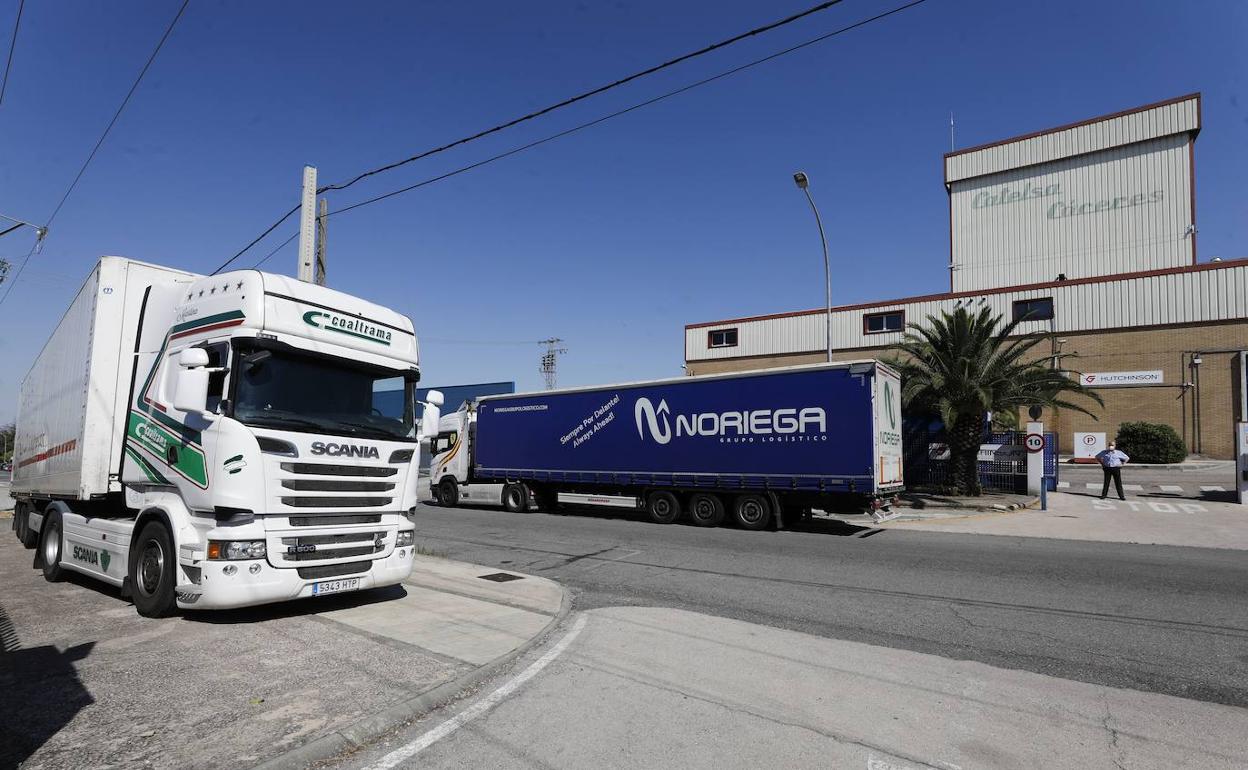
[793,171,831,362]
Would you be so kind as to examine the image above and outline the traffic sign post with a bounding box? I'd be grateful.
[1026,422,1044,496]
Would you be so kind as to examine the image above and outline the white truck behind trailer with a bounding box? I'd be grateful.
[10,257,442,616]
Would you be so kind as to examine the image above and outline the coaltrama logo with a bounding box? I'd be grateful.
[635,398,672,445]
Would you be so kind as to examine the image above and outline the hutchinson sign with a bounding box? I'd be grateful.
[1080,370,1164,388]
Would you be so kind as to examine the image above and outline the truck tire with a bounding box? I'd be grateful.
[502,483,530,513]
[129,521,176,618]
[688,493,725,527]
[646,491,681,525]
[733,494,772,531]
[40,510,65,581]
[438,479,459,508]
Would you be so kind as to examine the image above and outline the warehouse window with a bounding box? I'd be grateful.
[1013,297,1054,322]
[708,328,738,348]
[863,310,904,335]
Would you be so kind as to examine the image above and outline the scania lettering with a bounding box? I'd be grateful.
[310,442,382,458]
[9,257,443,616]
[426,361,903,529]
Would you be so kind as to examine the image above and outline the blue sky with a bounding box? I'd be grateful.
[1,0,1245,421]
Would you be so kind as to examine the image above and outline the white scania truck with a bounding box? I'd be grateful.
[9,257,441,616]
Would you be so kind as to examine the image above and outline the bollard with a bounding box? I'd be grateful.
[1041,481,1047,511]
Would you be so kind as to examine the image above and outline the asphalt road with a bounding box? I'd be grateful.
[409,501,1248,708]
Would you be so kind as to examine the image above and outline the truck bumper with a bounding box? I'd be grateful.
[178,546,416,610]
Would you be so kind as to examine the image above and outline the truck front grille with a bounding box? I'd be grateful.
[283,544,380,561]
[297,561,371,580]
[288,514,382,527]
[281,462,396,477]
[281,479,395,492]
[274,530,387,564]
[281,496,393,508]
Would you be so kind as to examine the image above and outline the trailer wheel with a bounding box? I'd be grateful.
[40,510,65,581]
[733,494,772,531]
[688,493,725,527]
[646,491,681,525]
[438,479,459,508]
[130,521,176,618]
[502,483,530,513]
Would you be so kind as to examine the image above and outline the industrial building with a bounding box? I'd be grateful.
[685,94,1248,459]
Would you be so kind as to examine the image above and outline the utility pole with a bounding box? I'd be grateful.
[315,198,328,286]
[297,165,317,282]
[538,338,567,390]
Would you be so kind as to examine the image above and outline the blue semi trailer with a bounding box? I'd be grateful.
[425,361,903,528]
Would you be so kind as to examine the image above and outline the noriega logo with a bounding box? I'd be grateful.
[634,397,826,445]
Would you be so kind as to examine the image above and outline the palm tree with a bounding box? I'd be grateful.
[887,306,1102,496]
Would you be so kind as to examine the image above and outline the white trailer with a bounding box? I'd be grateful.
[10,257,442,616]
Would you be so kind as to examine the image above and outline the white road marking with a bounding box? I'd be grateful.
[1200,486,1225,493]
[1056,481,1069,489]
[1159,485,1184,493]
[1122,484,1143,491]
[363,614,588,769]
[1085,483,1100,490]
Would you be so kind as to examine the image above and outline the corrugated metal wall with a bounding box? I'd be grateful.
[950,133,1194,292]
[686,264,1248,361]
[945,96,1199,182]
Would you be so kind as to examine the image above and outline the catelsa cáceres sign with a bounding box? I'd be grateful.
[970,181,1164,220]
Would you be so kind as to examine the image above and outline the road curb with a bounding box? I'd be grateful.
[250,576,573,770]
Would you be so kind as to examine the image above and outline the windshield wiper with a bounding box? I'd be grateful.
[238,413,337,433]
[333,418,407,441]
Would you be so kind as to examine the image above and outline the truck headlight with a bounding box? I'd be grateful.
[207,540,267,560]
[395,531,415,547]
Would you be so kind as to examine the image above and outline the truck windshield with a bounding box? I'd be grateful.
[232,348,417,442]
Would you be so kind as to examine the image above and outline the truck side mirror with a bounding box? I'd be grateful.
[174,348,212,417]
[419,390,444,442]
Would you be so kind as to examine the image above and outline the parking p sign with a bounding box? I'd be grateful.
[1074,432,1106,462]
[1025,433,1045,453]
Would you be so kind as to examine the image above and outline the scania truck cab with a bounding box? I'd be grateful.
[10,257,442,616]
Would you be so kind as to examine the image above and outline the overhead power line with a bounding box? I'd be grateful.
[242,0,928,274]
[215,0,851,274]
[316,0,848,196]
[0,0,24,108]
[0,0,190,310]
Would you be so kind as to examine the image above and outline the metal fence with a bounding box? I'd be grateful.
[906,428,1059,493]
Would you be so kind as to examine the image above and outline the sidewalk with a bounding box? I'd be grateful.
[0,532,566,770]
[880,490,1248,550]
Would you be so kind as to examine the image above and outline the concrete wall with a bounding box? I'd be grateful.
[686,321,1248,459]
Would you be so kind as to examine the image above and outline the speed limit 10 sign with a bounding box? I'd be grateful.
[1024,433,1045,453]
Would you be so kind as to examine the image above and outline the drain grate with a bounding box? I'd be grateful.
[478,572,524,583]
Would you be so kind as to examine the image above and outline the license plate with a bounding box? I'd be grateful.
[312,578,360,596]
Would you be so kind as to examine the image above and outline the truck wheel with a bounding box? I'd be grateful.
[40,510,65,581]
[438,479,459,508]
[646,491,680,524]
[502,483,530,513]
[733,494,772,531]
[130,521,176,618]
[688,493,725,527]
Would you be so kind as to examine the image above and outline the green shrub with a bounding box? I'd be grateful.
[1115,422,1187,464]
